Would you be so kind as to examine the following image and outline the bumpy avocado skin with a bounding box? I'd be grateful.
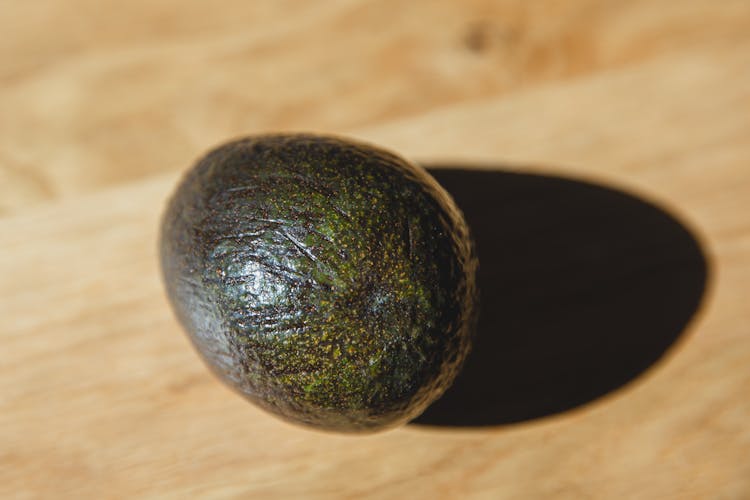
[160,134,478,432]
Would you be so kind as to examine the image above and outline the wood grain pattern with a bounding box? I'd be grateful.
[2,1,749,498]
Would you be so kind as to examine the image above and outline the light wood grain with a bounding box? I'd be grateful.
[2,1,750,498]
[2,0,750,213]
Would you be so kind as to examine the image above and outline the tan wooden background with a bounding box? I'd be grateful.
[2,1,749,498]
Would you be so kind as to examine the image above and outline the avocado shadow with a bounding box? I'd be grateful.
[412,166,709,428]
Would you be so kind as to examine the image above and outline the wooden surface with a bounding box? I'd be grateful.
[2,1,750,498]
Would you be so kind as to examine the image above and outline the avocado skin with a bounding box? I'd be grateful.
[160,134,478,432]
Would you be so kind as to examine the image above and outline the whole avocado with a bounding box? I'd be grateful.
[160,134,478,432]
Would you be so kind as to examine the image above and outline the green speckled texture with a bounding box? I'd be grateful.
[160,134,478,432]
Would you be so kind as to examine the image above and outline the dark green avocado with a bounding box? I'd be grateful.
[160,134,478,432]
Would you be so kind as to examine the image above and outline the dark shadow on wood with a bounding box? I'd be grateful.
[412,167,709,428]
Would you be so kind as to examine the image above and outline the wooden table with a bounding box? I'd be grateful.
[2,1,749,498]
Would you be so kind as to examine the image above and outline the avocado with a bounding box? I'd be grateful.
[160,134,478,432]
